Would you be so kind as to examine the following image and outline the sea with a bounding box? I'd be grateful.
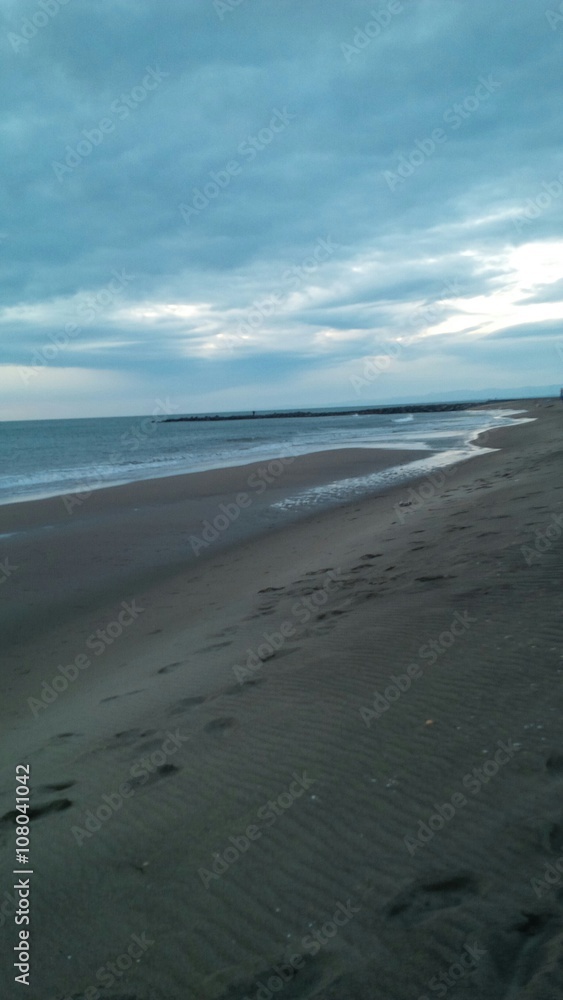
[0,406,528,507]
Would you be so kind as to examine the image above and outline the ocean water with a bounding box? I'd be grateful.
[0,407,527,505]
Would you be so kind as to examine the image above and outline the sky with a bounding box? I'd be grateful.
[2,0,563,419]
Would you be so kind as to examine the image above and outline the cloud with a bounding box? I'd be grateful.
[1,0,561,416]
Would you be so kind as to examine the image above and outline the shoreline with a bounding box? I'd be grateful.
[0,445,427,651]
[0,407,532,653]
[0,446,429,529]
[0,404,526,511]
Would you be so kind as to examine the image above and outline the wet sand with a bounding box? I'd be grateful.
[1,398,563,999]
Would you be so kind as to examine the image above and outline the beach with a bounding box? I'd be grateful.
[1,397,563,998]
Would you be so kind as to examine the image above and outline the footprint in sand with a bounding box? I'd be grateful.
[195,640,233,653]
[129,763,181,789]
[485,908,563,996]
[357,591,377,603]
[222,678,265,696]
[236,647,297,671]
[37,781,75,792]
[169,696,206,716]
[157,661,184,675]
[102,729,157,750]
[204,716,237,736]
[385,873,479,927]
[100,689,144,703]
[1,798,73,826]
[416,574,454,583]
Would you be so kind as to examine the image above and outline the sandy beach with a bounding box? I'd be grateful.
[2,397,563,999]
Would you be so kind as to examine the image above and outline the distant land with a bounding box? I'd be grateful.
[160,385,558,423]
[343,384,559,407]
[161,399,505,423]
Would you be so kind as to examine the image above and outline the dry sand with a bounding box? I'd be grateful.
[1,399,563,999]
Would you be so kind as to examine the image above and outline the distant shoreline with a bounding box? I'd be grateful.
[160,399,506,422]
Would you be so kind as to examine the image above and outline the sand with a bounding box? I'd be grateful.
[1,399,563,999]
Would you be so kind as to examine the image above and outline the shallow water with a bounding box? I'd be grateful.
[0,407,526,504]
